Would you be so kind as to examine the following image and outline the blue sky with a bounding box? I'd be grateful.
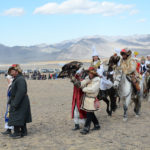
[0,0,149,46]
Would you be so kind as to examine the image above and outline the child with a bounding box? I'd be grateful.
[1,75,14,135]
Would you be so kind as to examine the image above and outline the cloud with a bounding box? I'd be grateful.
[3,8,24,16]
[137,18,146,23]
[129,9,139,15]
[33,0,133,16]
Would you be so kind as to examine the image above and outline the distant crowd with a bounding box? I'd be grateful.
[23,71,59,80]
[1,69,61,80]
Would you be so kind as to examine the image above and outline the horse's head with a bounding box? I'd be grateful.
[113,68,123,89]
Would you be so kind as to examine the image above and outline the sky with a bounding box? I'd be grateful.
[0,0,149,46]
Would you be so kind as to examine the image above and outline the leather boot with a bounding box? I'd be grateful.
[21,124,28,136]
[91,124,101,131]
[72,124,80,131]
[10,126,22,139]
[80,127,90,135]
[1,129,11,135]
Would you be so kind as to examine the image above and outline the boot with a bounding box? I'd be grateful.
[80,127,89,135]
[10,126,22,139]
[21,124,28,136]
[91,124,101,131]
[1,129,11,135]
[72,124,80,131]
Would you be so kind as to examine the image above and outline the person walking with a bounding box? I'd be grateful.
[79,67,100,135]
[71,68,87,130]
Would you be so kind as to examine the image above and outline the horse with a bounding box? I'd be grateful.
[97,60,118,116]
[113,68,143,121]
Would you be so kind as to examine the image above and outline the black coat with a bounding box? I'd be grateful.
[8,74,32,126]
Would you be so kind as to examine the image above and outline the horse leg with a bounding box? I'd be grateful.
[109,88,117,112]
[147,91,150,102]
[98,90,112,116]
[117,97,121,108]
[123,95,131,121]
[102,98,112,116]
[134,95,142,116]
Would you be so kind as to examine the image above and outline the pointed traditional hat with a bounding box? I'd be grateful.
[92,45,99,57]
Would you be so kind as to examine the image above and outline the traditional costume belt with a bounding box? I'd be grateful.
[85,95,96,98]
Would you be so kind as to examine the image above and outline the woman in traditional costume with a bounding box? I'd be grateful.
[90,46,101,70]
[71,68,87,130]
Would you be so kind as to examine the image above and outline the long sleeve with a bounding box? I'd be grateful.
[82,78,100,94]
[80,77,90,88]
[11,78,27,108]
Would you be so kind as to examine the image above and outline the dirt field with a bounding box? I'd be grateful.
[0,76,150,150]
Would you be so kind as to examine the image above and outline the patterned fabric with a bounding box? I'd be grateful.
[4,85,13,129]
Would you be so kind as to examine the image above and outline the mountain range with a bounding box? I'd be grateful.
[0,34,150,64]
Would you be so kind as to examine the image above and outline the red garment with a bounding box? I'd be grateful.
[136,62,140,73]
[72,86,86,119]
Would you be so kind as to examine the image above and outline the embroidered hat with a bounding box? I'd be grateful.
[88,67,98,76]
[8,64,22,74]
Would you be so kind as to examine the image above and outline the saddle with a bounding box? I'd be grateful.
[126,74,140,94]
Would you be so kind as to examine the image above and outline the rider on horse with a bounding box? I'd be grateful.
[120,48,141,93]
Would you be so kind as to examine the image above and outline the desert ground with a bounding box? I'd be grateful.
[0,75,150,150]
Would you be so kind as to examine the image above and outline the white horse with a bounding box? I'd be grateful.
[113,68,143,121]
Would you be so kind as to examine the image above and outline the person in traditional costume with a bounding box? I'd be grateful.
[79,67,100,135]
[120,48,141,93]
[7,64,32,139]
[1,75,14,135]
[140,56,147,75]
[90,46,101,70]
[146,55,150,69]
[134,58,141,73]
[71,67,87,130]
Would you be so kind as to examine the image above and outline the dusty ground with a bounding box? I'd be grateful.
[0,76,150,150]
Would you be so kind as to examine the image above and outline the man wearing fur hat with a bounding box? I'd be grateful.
[7,64,32,138]
[120,48,141,92]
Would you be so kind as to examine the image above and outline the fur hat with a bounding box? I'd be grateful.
[88,67,98,76]
[8,64,22,74]
[120,48,132,56]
